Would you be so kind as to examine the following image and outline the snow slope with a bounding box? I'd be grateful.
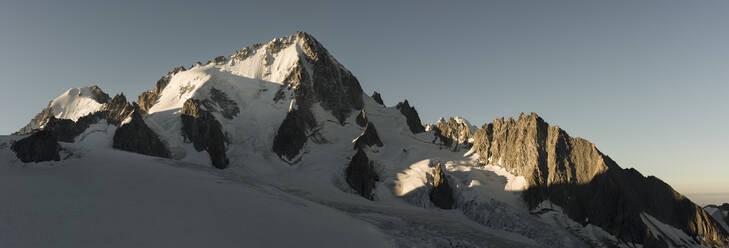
[0,135,389,248]
[641,213,706,248]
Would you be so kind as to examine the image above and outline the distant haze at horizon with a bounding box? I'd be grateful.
[1,0,727,204]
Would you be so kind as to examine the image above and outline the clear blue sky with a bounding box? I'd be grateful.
[1,0,727,203]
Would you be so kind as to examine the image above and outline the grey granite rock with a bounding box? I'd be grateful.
[272,109,310,164]
[346,148,378,200]
[395,100,425,134]
[113,104,170,158]
[432,117,473,152]
[371,91,384,105]
[429,163,455,209]
[11,130,61,162]
[180,99,229,169]
[353,121,383,150]
[471,112,729,247]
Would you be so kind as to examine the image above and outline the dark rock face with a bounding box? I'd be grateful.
[11,131,61,162]
[88,85,111,103]
[180,99,229,169]
[429,163,455,209]
[396,100,425,134]
[471,112,729,247]
[204,88,239,119]
[371,91,384,105]
[346,148,379,200]
[113,106,170,158]
[353,122,383,150]
[272,110,308,163]
[138,66,186,112]
[213,56,226,64]
[355,109,367,127]
[296,32,364,124]
[104,94,136,124]
[42,114,104,142]
[432,117,473,152]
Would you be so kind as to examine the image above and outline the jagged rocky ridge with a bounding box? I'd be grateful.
[180,98,229,169]
[471,112,729,247]
[429,163,455,209]
[395,100,425,134]
[11,32,729,247]
[431,117,474,152]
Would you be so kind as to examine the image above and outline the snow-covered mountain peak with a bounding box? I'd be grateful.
[49,86,110,121]
[14,85,111,134]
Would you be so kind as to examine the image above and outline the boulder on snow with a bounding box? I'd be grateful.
[395,100,425,134]
[181,99,229,169]
[429,163,455,209]
[346,148,379,200]
[11,130,61,163]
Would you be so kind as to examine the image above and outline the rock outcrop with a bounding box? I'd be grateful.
[272,109,309,163]
[429,163,455,209]
[11,130,61,162]
[180,99,229,169]
[87,85,111,103]
[353,122,383,150]
[113,105,170,158]
[395,100,425,134]
[296,32,364,124]
[355,109,367,127]
[372,91,384,105]
[471,112,729,246]
[346,148,379,200]
[432,117,474,152]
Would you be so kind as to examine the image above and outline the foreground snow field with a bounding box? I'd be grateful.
[0,132,551,248]
[0,136,391,248]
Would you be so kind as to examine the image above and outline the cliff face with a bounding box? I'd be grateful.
[432,117,474,152]
[471,112,729,246]
[395,100,425,134]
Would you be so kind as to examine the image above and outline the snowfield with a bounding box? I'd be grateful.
[0,136,389,248]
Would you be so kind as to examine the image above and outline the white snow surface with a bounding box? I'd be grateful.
[0,136,388,248]
[48,87,105,122]
[640,212,706,248]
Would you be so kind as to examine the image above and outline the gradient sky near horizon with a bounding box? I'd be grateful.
[1,0,727,203]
